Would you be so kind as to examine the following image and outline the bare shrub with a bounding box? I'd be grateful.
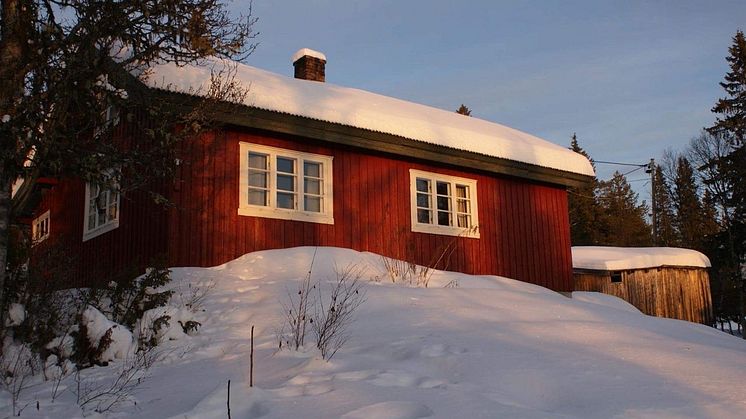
[278,273,314,351]
[1,342,41,416]
[277,250,318,351]
[380,225,478,288]
[176,279,216,313]
[312,265,366,360]
[73,347,160,413]
[277,250,366,360]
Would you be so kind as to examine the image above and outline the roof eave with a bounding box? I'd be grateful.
[151,88,594,188]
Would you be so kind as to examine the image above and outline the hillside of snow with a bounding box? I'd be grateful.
[3,247,745,418]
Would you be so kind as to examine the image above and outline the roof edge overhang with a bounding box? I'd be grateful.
[573,265,709,274]
[128,71,593,188]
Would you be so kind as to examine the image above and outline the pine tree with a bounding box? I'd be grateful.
[651,166,677,246]
[456,104,472,116]
[706,30,746,335]
[567,134,602,245]
[596,171,651,246]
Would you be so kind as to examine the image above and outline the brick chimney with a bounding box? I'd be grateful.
[292,48,326,82]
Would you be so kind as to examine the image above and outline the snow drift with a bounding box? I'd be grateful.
[2,247,744,418]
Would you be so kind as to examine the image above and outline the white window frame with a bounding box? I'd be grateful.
[32,210,51,243]
[238,142,334,224]
[83,180,121,241]
[409,169,480,238]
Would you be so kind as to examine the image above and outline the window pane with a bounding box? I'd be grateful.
[305,179,321,195]
[305,196,321,212]
[88,213,96,231]
[456,185,467,198]
[248,153,267,169]
[437,211,451,226]
[437,196,450,211]
[277,157,295,173]
[249,171,267,188]
[457,214,470,228]
[277,192,295,209]
[277,174,295,191]
[108,190,117,205]
[457,199,469,213]
[248,189,267,206]
[417,209,431,224]
[416,178,430,193]
[436,181,450,196]
[304,161,321,178]
[108,204,118,221]
[97,207,107,226]
[417,193,430,208]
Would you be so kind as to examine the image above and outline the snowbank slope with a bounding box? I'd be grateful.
[5,247,744,418]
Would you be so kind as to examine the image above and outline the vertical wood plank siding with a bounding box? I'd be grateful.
[167,128,574,292]
[574,268,713,324]
[31,177,169,288]
[30,111,170,288]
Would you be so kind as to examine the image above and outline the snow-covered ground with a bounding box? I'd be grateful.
[3,247,745,418]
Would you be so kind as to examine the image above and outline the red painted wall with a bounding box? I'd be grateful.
[31,178,169,288]
[167,128,574,291]
[32,126,573,292]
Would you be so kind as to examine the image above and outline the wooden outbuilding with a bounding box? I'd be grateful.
[21,49,595,292]
[572,246,713,324]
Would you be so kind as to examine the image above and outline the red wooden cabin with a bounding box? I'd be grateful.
[25,49,593,292]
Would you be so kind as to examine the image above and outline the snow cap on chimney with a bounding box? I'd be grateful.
[292,48,326,82]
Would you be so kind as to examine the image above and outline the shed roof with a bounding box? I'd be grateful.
[140,57,594,177]
[572,246,711,271]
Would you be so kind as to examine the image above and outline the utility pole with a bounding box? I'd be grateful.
[646,158,656,245]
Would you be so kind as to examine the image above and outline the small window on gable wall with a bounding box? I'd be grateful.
[83,177,120,241]
[32,210,51,243]
[93,105,120,138]
[409,169,479,238]
[239,143,334,224]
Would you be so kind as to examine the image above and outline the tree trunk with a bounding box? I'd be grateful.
[0,0,28,316]
[741,264,746,339]
[0,177,9,312]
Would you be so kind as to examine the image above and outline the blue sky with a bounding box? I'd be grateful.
[233,0,745,201]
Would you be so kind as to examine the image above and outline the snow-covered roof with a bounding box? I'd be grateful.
[572,246,711,271]
[140,57,595,177]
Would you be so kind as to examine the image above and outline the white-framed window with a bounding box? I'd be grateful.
[93,105,120,138]
[409,169,479,238]
[83,180,120,241]
[239,143,334,224]
[32,210,51,243]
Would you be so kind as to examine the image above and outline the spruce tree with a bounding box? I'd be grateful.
[672,157,705,251]
[652,166,677,246]
[567,134,602,245]
[706,30,746,336]
[708,30,746,145]
[596,171,651,247]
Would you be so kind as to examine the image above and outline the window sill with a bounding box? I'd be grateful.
[83,221,120,242]
[238,206,334,225]
[411,223,480,239]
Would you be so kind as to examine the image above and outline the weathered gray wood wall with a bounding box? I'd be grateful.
[574,267,713,325]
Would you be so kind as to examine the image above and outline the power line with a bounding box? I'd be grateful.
[621,166,644,177]
[594,160,648,167]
